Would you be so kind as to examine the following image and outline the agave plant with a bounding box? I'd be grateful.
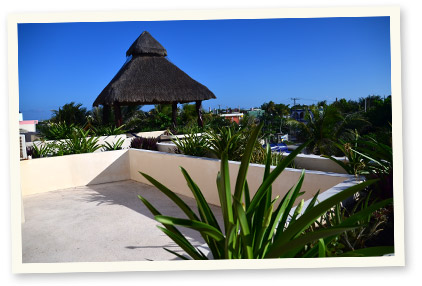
[37,121,77,140]
[205,125,245,160]
[27,141,53,158]
[91,124,126,136]
[171,131,208,157]
[138,123,393,259]
[62,128,101,154]
[102,137,125,151]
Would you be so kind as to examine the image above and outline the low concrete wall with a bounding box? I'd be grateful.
[157,142,178,153]
[156,142,348,174]
[129,149,356,206]
[20,149,357,208]
[20,150,130,196]
[289,154,348,174]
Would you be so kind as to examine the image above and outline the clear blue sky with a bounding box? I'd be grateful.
[18,17,391,121]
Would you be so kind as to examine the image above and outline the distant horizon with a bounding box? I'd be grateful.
[18,17,391,121]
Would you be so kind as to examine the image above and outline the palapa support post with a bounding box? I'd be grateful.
[172,102,178,130]
[196,100,203,127]
[102,105,111,125]
[113,103,123,127]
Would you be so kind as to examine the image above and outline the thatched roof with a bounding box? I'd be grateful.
[93,31,216,106]
[126,31,167,57]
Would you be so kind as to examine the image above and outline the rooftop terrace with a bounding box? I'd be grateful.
[23,180,222,263]
[20,148,358,264]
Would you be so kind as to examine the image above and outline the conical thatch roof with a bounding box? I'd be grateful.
[93,31,216,106]
[126,31,167,57]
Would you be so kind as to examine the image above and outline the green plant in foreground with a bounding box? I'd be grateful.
[138,123,393,259]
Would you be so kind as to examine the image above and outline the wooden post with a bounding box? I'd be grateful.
[102,105,111,125]
[172,102,178,130]
[196,100,203,127]
[113,103,123,127]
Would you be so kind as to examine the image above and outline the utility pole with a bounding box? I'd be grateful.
[291,97,300,107]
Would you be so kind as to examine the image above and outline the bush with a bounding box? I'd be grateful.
[37,121,77,140]
[171,131,208,157]
[130,137,158,151]
[102,137,125,151]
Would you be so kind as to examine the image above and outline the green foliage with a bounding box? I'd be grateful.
[26,141,53,158]
[37,121,78,140]
[51,102,89,126]
[60,129,102,154]
[28,127,102,157]
[306,192,393,256]
[288,105,367,156]
[327,131,393,200]
[326,131,392,177]
[179,104,197,124]
[205,124,245,160]
[331,98,361,114]
[259,101,290,137]
[138,123,393,259]
[90,124,126,136]
[102,137,125,151]
[172,131,209,157]
[203,113,231,131]
[250,146,294,168]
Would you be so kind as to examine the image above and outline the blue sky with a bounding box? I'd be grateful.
[18,17,391,121]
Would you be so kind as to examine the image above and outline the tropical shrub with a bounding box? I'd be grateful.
[102,137,125,151]
[50,102,89,126]
[325,133,393,199]
[305,192,392,257]
[26,142,53,158]
[171,131,209,157]
[37,121,77,140]
[205,125,244,160]
[61,129,101,154]
[90,124,126,136]
[288,106,367,156]
[138,123,393,259]
[130,137,158,151]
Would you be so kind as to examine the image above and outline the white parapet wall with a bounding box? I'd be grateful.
[20,150,130,196]
[128,149,357,206]
[156,142,178,153]
[156,141,348,174]
[20,149,359,207]
[290,153,348,174]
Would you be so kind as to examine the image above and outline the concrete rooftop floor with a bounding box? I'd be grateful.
[22,180,223,263]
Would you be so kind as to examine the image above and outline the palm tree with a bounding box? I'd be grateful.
[288,105,344,155]
[51,102,89,126]
[288,105,369,155]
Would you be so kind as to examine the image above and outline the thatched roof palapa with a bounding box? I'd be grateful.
[93,31,216,127]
